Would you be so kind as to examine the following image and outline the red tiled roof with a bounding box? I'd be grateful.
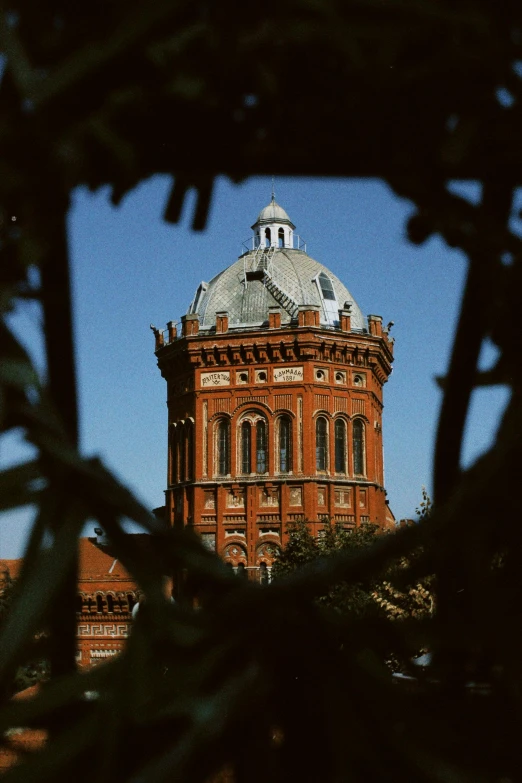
[78,538,132,580]
[1,535,158,590]
[0,559,23,581]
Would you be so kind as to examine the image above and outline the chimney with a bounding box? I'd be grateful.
[216,311,229,333]
[167,321,177,342]
[339,308,351,332]
[368,314,383,337]
[298,305,320,327]
[181,314,200,337]
[268,307,282,329]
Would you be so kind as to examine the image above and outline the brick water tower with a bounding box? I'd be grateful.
[153,196,395,580]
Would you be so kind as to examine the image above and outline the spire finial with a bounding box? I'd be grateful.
[271,176,275,202]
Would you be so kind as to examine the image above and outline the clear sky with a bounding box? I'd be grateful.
[0,176,510,558]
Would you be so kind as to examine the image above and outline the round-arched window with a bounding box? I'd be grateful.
[256,419,267,473]
[241,420,251,474]
[334,418,347,473]
[316,417,328,471]
[217,419,230,476]
[353,419,365,475]
[278,416,292,473]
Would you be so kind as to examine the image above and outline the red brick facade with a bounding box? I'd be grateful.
[154,199,395,582]
[75,536,140,668]
[1,539,140,671]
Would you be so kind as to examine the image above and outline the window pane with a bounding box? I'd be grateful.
[319,272,336,301]
[316,417,327,471]
[279,417,292,472]
[335,419,346,473]
[241,421,251,473]
[353,419,364,475]
[218,421,230,475]
[170,425,178,483]
[187,424,193,480]
[180,430,186,481]
[256,419,267,473]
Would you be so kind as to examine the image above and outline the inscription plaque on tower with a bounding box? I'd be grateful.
[201,371,230,387]
[273,366,303,383]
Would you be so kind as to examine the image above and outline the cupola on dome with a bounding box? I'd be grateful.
[188,199,366,332]
[253,197,295,228]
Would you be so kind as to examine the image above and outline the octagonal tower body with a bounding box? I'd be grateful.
[154,198,395,581]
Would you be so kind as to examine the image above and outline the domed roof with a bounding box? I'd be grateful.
[188,247,366,332]
[252,198,295,229]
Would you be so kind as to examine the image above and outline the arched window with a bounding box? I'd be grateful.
[179,428,185,483]
[256,419,267,473]
[170,424,178,484]
[186,423,194,481]
[96,595,104,613]
[316,417,328,471]
[265,227,271,247]
[278,416,292,473]
[217,419,230,476]
[335,418,347,473]
[353,419,365,475]
[241,420,251,474]
[278,227,284,247]
[127,593,135,612]
[237,563,247,579]
[107,594,114,614]
[259,562,269,586]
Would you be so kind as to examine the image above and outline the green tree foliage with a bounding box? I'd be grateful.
[0,571,49,696]
[270,518,318,576]
[273,517,434,624]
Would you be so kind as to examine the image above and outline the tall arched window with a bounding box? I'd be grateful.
[186,423,194,481]
[170,424,178,484]
[278,416,292,473]
[259,562,269,585]
[316,417,328,471]
[278,227,284,247]
[256,419,267,473]
[179,428,185,483]
[265,227,271,247]
[334,418,347,473]
[241,420,251,474]
[217,420,230,476]
[96,595,104,614]
[353,419,365,475]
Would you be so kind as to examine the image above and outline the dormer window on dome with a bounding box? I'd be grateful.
[314,271,340,326]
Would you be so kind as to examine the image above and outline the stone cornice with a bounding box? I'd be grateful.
[157,327,393,381]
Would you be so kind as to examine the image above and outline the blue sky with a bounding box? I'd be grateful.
[0,176,510,558]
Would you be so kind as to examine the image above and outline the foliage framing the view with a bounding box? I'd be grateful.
[273,517,434,628]
[1,2,522,781]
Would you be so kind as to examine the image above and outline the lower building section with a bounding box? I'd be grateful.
[167,476,394,577]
